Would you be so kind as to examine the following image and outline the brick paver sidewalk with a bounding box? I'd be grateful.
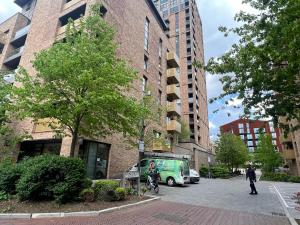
[0,201,290,225]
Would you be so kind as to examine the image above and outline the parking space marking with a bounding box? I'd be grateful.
[273,185,300,209]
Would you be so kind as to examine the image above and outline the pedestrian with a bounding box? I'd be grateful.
[246,165,258,195]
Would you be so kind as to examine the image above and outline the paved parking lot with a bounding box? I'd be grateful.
[272,182,300,219]
[159,176,287,217]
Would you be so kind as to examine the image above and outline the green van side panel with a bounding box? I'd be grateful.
[140,157,189,184]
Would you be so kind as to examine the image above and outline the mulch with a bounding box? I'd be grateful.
[0,196,149,213]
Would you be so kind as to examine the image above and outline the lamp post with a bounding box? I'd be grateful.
[137,91,151,195]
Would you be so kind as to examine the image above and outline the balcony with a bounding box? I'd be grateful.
[11,25,30,47]
[167,102,181,117]
[34,118,59,133]
[167,68,180,84]
[167,52,179,68]
[56,18,81,39]
[0,32,7,44]
[3,46,24,69]
[14,0,31,7]
[283,149,295,160]
[167,120,181,133]
[152,140,171,152]
[281,133,293,143]
[166,84,180,101]
[63,0,83,11]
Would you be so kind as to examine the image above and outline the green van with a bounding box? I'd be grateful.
[137,157,190,186]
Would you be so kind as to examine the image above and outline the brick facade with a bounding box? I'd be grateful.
[0,0,185,178]
[220,118,282,152]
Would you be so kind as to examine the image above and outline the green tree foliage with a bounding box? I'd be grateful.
[0,71,26,161]
[178,120,191,142]
[254,133,283,172]
[216,133,249,172]
[202,0,300,129]
[11,5,146,156]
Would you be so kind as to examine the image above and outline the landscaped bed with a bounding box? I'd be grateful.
[0,196,150,214]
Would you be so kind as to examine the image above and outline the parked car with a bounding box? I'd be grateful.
[189,169,200,183]
[130,157,190,186]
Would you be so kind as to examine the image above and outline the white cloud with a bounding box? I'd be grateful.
[227,96,243,107]
[209,121,216,129]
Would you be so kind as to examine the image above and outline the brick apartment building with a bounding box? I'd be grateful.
[153,0,212,170]
[0,0,211,177]
[220,118,282,152]
[279,118,300,176]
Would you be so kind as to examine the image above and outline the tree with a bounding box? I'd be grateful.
[178,120,191,142]
[254,133,283,172]
[215,133,249,172]
[0,71,28,161]
[201,0,300,130]
[11,5,146,157]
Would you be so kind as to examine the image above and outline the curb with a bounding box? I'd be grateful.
[0,196,160,220]
[273,184,298,225]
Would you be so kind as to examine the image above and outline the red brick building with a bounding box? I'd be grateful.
[220,118,282,152]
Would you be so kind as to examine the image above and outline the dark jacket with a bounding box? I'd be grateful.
[246,168,256,182]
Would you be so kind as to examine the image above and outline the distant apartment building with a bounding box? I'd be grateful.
[220,118,282,152]
[0,0,210,177]
[279,118,300,176]
[153,0,211,170]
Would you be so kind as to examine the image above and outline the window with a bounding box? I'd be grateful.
[272,132,277,139]
[176,36,180,57]
[158,90,162,105]
[158,72,162,85]
[142,76,148,93]
[247,140,253,146]
[144,18,150,51]
[158,39,162,67]
[175,13,179,34]
[238,123,244,134]
[247,134,253,139]
[153,131,161,139]
[144,55,148,71]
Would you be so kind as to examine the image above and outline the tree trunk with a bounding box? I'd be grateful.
[70,117,80,157]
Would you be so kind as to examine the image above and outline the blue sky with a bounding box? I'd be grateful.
[0,0,254,141]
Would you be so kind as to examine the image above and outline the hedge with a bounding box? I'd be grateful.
[94,180,119,201]
[0,160,20,194]
[16,154,87,203]
[261,172,300,183]
[199,165,230,178]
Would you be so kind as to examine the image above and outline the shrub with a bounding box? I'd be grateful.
[16,154,87,204]
[288,176,300,183]
[94,180,119,200]
[0,160,20,194]
[104,190,118,201]
[80,188,95,202]
[83,178,93,188]
[211,166,230,178]
[125,187,134,196]
[199,165,230,178]
[199,166,209,177]
[261,172,300,183]
[0,191,8,201]
[115,187,126,200]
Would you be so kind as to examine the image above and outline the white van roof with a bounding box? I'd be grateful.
[144,152,191,160]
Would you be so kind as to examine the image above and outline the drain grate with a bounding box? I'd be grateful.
[271,212,286,217]
[153,213,187,224]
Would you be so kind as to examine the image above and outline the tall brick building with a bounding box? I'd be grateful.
[0,0,211,177]
[152,0,211,170]
[220,118,282,152]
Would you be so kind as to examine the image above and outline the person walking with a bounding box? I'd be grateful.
[246,165,258,195]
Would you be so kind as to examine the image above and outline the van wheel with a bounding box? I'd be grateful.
[167,177,175,187]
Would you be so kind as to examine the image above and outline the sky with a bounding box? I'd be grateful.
[0,0,255,141]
